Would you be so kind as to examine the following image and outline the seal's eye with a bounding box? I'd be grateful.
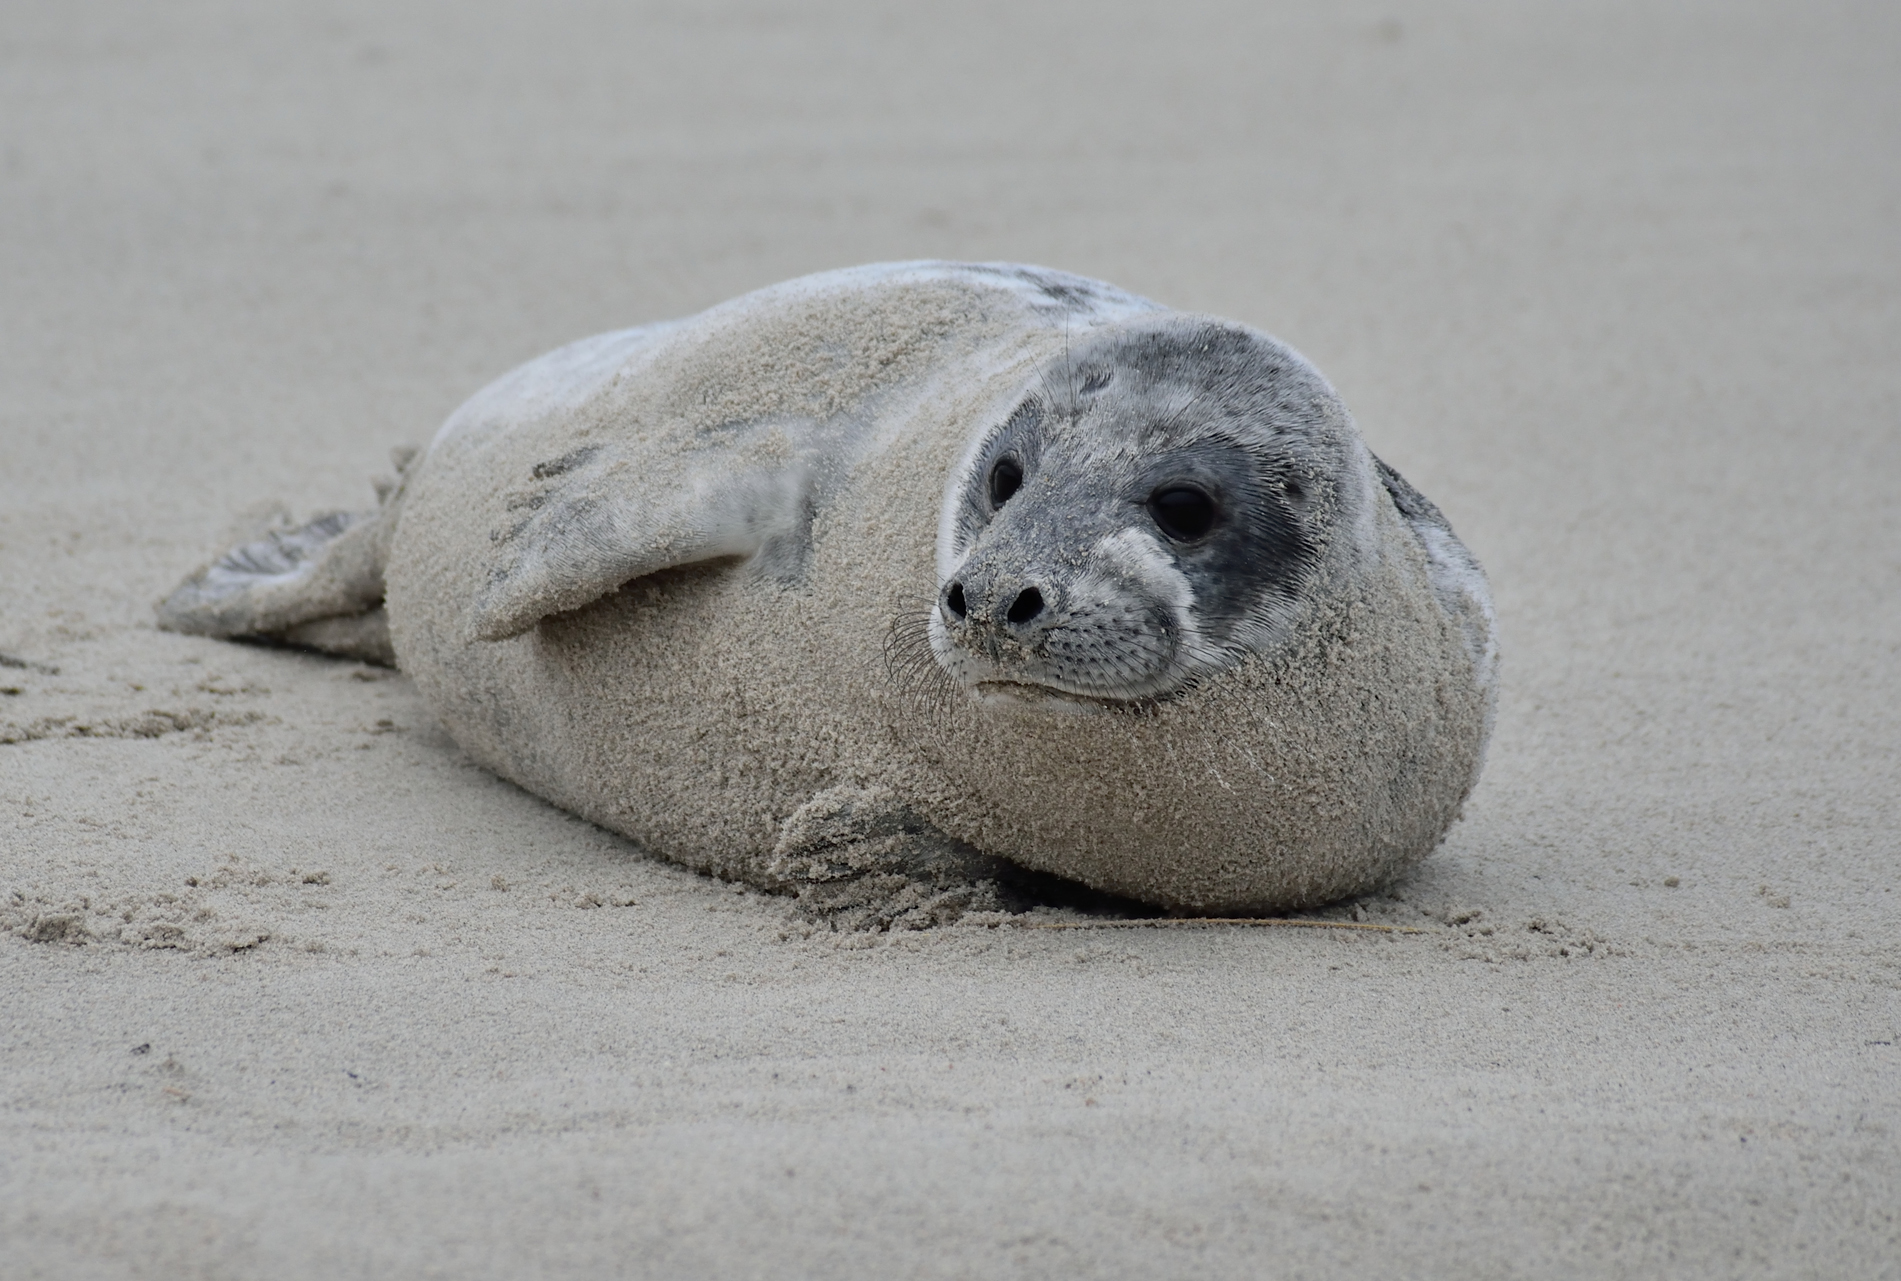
[1149,486,1217,542]
[988,457,1023,508]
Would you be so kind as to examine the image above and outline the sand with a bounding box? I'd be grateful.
[2,0,1896,1276]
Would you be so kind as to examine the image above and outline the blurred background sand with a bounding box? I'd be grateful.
[2,1,1897,1276]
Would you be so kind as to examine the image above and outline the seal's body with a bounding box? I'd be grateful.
[160,262,1496,923]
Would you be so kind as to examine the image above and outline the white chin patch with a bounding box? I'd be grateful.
[926,608,1018,699]
[928,593,1176,707]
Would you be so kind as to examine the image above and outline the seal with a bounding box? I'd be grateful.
[158,262,1497,926]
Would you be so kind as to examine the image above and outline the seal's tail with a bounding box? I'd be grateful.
[155,447,418,666]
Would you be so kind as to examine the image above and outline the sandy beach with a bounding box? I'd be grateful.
[3,1,1897,1276]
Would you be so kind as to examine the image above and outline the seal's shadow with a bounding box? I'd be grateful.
[998,865,1160,920]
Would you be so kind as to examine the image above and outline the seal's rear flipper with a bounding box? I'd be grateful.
[278,607,396,667]
[157,450,415,665]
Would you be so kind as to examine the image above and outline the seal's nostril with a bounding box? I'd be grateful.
[945,583,967,619]
[1006,587,1044,625]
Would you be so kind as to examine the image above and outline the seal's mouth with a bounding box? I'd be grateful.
[973,679,1114,714]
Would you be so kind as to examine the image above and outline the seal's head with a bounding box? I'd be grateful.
[931,316,1361,706]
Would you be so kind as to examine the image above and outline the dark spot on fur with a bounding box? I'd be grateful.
[531,446,600,480]
[1372,455,1446,526]
[1037,280,1095,307]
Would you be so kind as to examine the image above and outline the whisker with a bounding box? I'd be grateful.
[1035,362,1070,422]
[880,593,965,728]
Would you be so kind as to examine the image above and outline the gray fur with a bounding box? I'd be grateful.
[930,317,1358,703]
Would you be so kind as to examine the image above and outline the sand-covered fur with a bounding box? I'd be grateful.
[163,261,1500,915]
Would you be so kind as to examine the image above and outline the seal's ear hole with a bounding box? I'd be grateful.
[989,457,1023,508]
[1150,486,1218,542]
[1078,366,1113,395]
[1283,477,1306,502]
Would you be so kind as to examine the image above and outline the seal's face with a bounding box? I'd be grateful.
[930,318,1351,706]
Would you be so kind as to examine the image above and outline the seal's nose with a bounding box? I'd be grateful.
[942,573,1050,635]
[1006,587,1044,625]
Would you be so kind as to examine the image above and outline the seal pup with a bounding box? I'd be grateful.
[159,262,1496,926]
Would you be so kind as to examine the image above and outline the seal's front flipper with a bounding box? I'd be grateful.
[765,785,1028,931]
[469,442,814,642]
